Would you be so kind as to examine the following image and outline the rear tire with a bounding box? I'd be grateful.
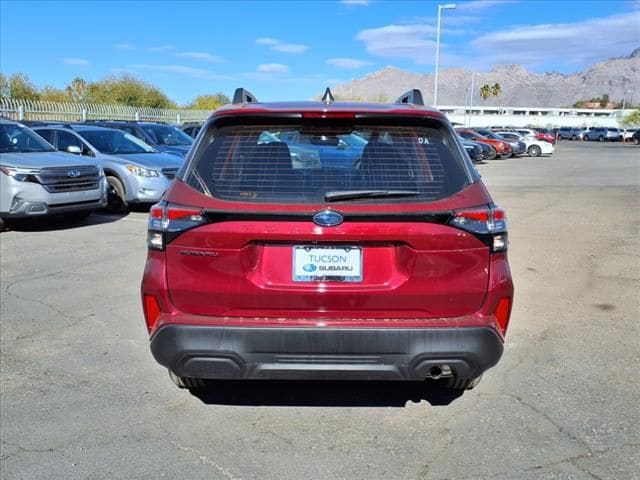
[169,371,206,389]
[446,375,482,390]
[106,176,128,213]
[528,145,542,157]
[598,135,604,142]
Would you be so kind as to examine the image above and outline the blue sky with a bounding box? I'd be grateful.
[1,0,639,105]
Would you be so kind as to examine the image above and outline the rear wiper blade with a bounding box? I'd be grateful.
[324,190,421,202]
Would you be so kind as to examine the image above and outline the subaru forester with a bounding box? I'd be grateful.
[141,88,514,390]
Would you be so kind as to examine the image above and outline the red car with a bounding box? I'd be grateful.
[533,128,556,144]
[455,128,512,158]
[141,88,514,391]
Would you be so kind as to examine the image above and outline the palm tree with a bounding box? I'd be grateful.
[491,83,502,97]
[480,84,492,100]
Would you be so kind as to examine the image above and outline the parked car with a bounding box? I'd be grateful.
[458,135,496,161]
[84,121,194,158]
[458,138,484,163]
[474,128,526,157]
[632,130,640,145]
[141,87,514,391]
[33,124,183,212]
[456,128,512,158]
[622,129,636,142]
[1,118,107,228]
[557,127,584,141]
[531,128,556,144]
[276,131,365,169]
[180,123,203,138]
[515,128,536,139]
[496,131,555,157]
[585,127,623,142]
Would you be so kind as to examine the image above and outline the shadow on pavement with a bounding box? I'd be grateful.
[1,204,151,233]
[189,380,464,407]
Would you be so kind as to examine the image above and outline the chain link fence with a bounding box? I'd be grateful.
[0,97,211,124]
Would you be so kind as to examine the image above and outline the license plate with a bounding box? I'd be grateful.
[293,246,362,282]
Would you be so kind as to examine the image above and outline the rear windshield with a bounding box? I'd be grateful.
[184,122,473,204]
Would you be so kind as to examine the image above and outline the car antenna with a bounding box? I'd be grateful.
[321,87,335,104]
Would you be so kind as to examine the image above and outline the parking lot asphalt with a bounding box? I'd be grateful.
[1,141,639,480]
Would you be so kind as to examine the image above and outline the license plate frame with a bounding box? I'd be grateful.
[292,245,362,282]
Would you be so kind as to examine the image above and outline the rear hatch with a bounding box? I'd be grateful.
[163,119,492,320]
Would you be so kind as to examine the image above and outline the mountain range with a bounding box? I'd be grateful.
[330,49,640,108]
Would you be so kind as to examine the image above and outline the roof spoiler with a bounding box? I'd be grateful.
[395,89,424,106]
[232,88,258,104]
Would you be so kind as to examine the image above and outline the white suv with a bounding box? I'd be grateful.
[0,119,107,228]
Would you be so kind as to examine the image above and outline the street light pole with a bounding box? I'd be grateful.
[433,3,456,108]
[468,72,477,127]
[622,89,632,110]
[464,87,470,126]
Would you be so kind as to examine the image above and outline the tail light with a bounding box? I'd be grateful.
[449,205,508,253]
[147,201,208,251]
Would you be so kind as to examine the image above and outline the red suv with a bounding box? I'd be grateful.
[141,88,514,390]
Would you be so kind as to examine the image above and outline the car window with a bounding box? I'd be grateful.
[186,122,472,204]
[457,131,475,140]
[141,125,193,146]
[35,129,55,144]
[56,130,84,151]
[78,129,156,154]
[1,124,56,153]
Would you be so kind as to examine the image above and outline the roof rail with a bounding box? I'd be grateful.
[395,89,425,106]
[22,120,74,128]
[232,88,258,104]
[82,119,168,124]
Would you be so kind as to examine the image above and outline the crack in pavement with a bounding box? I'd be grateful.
[170,440,244,480]
[426,442,638,480]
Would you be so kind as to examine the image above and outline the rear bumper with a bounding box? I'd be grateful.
[150,325,504,381]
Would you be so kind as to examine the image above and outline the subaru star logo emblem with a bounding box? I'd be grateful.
[313,210,343,227]
[67,170,81,178]
[303,264,317,273]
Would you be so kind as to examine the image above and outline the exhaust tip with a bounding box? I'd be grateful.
[426,364,453,380]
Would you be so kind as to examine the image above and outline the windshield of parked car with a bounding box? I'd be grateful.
[79,129,156,154]
[0,124,56,153]
[141,125,193,146]
[186,122,473,204]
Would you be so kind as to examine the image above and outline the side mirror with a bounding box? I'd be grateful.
[66,145,82,155]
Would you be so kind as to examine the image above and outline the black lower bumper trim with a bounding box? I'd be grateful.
[150,325,504,381]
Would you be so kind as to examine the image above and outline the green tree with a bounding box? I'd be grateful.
[620,109,640,128]
[40,86,69,102]
[479,84,492,100]
[600,94,609,107]
[65,77,89,103]
[7,72,40,100]
[86,74,176,108]
[491,83,502,97]
[185,93,230,110]
[0,73,9,97]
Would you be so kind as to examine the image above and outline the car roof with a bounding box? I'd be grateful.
[87,121,167,126]
[34,124,118,132]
